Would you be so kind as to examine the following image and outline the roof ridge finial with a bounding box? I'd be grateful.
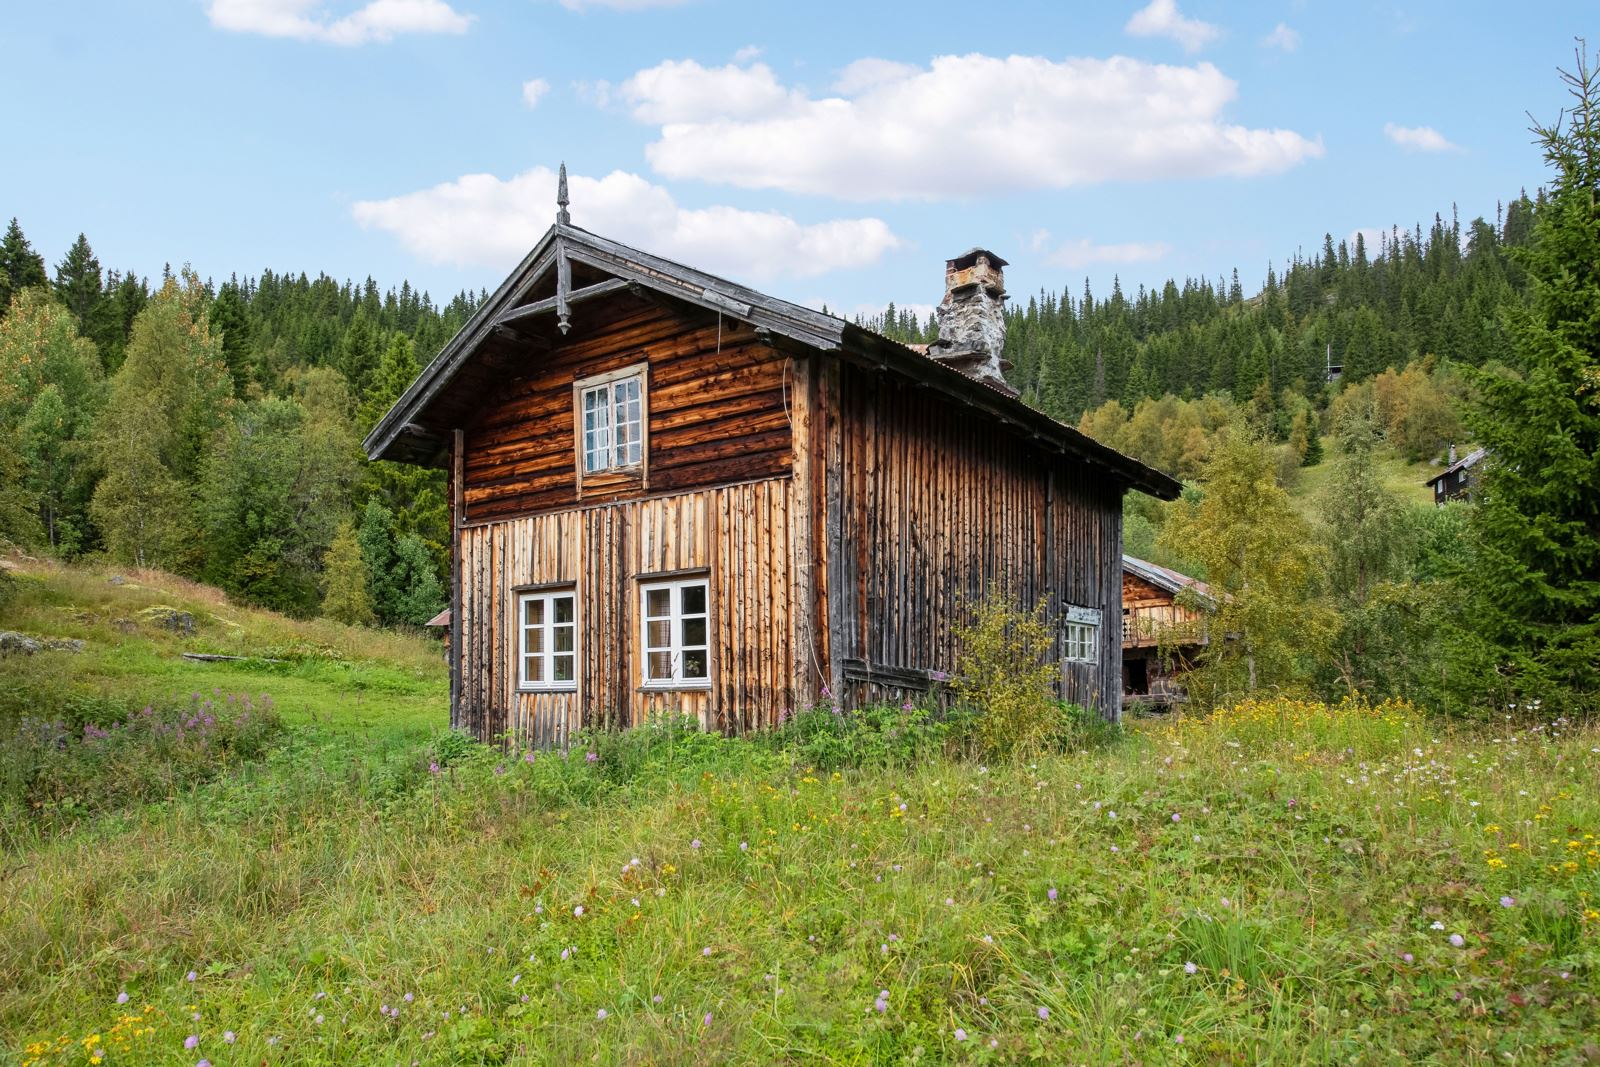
[556,161,570,226]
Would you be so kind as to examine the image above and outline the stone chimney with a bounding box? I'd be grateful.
[928,248,1016,397]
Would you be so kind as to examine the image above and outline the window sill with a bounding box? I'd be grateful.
[517,685,579,694]
[637,681,713,693]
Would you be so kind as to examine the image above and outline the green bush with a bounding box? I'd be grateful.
[773,702,966,770]
[951,589,1063,760]
[0,691,284,829]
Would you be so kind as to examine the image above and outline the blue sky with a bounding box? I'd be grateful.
[2,1,1589,320]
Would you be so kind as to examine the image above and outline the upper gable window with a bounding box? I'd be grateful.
[576,366,645,475]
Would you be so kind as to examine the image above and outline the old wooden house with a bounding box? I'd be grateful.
[1121,555,1214,709]
[365,172,1180,746]
[1425,445,1486,505]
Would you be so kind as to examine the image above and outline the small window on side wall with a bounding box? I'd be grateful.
[640,577,710,688]
[1063,605,1101,665]
[518,589,577,690]
[575,364,646,478]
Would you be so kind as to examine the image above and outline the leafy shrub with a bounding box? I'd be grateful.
[951,589,1063,760]
[773,703,966,770]
[0,691,284,827]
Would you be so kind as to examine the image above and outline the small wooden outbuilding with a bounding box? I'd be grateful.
[366,173,1180,746]
[1121,555,1214,709]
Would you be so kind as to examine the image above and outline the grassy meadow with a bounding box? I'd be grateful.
[2,561,1598,1065]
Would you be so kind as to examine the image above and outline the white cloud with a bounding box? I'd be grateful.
[1262,23,1299,51]
[351,166,902,281]
[206,0,473,44]
[614,59,799,123]
[1346,227,1388,255]
[521,78,550,108]
[733,44,763,63]
[1124,0,1220,53]
[1384,122,1460,152]
[1044,238,1172,269]
[620,53,1322,200]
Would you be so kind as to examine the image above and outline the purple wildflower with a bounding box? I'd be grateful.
[116,991,129,1004]
[1047,887,1058,902]
[586,751,598,763]
[691,838,702,850]
[429,761,440,775]
[703,1012,713,1026]
[198,1060,212,1067]
[1171,813,1181,823]
[184,1035,199,1049]
[1449,933,1465,947]
[1038,1006,1050,1020]
[596,1008,608,1020]
[1500,895,1517,908]
[953,1028,967,1042]
[186,970,197,982]
[524,750,536,763]
[1184,961,1198,975]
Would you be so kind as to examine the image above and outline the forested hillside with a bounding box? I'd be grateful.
[0,223,480,620]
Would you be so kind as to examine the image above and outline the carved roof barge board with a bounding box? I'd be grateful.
[364,223,1182,501]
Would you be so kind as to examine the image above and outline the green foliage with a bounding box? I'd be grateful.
[1160,426,1336,704]
[320,519,374,626]
[0,217,47,316]
[1451,52,1600,714]
[773,703,966,770]
[357,498,445,627]
[951,590,1064,759]
[0,692,284,829]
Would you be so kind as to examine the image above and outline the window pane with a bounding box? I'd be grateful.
[646,588,670,617]
[554,625,574,653]
[682,617,707,647]
[527,624,543,653]
[525,598,543,626]
[524,655,542,682]
[683,649,707,678]
[647,619,671,649]
[554,655,575,682]
[553,596,574,624]
[648,651,672,679]
[681,583,707,615]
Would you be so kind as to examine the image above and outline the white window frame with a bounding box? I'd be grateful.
[574,364,646,483]
[1063,605,1101,665]
[516,588,578,692]
[639,577,711,689]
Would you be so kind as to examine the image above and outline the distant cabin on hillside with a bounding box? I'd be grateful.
[365,167,1180,747]
[1425,445,1486,505]
[1121,555,1214,709]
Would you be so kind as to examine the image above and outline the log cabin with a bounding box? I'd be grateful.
[365,169,1181,747]
[1121,555,1215,710]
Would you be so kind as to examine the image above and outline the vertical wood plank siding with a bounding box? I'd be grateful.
[828,364,1125,719]
[456,478,799,748]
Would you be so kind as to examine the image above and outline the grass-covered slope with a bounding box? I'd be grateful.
[2,564,1598,1065]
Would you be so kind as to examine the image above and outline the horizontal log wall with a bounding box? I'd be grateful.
[460,296,792,521]
[456,477,800,747]
[829,364,1124,718]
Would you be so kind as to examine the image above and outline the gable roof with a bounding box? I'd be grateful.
[1424,446,1487,487]
[1123,555,1216,606]
[364,221,1181,500]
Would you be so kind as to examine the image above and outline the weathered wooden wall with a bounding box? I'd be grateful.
[823,363,1125,718]
[1121,571,1206,648]
[461,295,792,522]
[454,478,801,748]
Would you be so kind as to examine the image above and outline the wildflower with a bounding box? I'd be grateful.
[901,700,914,712]
[954,1028,967,1041]
[653,995,664,1004]
[596,1009,608,1020]
[1449,933,1465,947]
[874,997,888,1013]
[524,750,536,763]
[403,993,414,1003]
[1171,813,1181,823]
[1175,1035,1185,1044]
[429,761,440,775]
[585,751,598,763]
[116,992,129,1005]
[314,1014,324,1025]
[494,764,506,776]
[1047,887,1058,901]
[1038,1006,1050,1020]
[512,975,521,986]
[1500,896,1517,908]
[223,1032,236,1044]
[198,1061,212,1067]
[703,1012,713,1026]
[703,947,712,956]
[691,839,702,850]
[186,970,198,982]
[185,1035,199,1049]
[1429,921,1445,931]
[740,841,748,851]
[574,905,584,917]
[1401,953,1413,964]
[1184,961,1197,975]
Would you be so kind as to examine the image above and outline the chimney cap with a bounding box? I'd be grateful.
[947,247,1008,271]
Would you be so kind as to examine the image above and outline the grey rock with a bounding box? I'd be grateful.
[139,606,195,634]
[0,631,42,656]
[927,248,1016,397]
[108,574,126,585]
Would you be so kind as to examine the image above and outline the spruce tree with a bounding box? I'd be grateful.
[1452,50,1600,712]
[0,217,47,315]
[53,234,104,334]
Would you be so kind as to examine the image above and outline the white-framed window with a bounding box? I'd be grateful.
[640,577,710,687]
[1063,605,1101,665]
[578,370,643,474]
[517,589,577,690]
